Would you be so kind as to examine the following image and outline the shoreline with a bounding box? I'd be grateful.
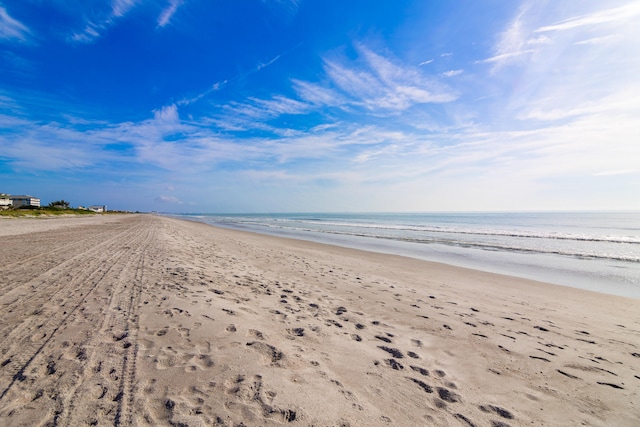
[172,214,640,300]
[1,214,639,426]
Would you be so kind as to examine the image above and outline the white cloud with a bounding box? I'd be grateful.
[573,34,620,45]
[321,45,456,112]
[158,0,184,28]
[69,0,140,43]
[292,79,346,107]
[155,195,182,203]
[250,96,309,116]
[476,49,535,65]
[0,6,31,42]
[479,3,536,70]
[442,69,463,77]
[518,87,640,121]
[112,0,138,17]
[221,96,309,122]
[475,0,640,154]
[178,80,229,106]
[482,2,640,71]
[153,104,180,123]
[2,79,639,211]
[256,54,281,71]
[70,25,101,43]
[206,44,457,132]
[526,35,551,45]
[176,54,281,107]
[535,2,640,33]
[4,3,638,212]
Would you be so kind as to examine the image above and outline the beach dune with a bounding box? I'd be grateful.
[0,214,638,426]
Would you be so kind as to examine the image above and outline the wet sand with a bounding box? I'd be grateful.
[0,214,638,426]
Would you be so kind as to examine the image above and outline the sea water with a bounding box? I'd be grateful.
[171,212,640,299]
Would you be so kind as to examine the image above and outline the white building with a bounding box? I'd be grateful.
[10,195,41,208]
[0,194,11,210]
[89,205,107,213]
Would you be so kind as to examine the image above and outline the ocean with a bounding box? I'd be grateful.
[170,212,640,299]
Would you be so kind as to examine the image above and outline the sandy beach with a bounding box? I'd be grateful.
[0,214,638,426]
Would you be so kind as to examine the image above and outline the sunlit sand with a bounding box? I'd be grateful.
[1,215,638,426]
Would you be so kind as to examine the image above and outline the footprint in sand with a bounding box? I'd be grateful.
[375,335,392,343]
[154,347,178,370]
[410,366,429,376]
[437,387,461,403]
[407,377,433,393]
[378,346,404,359]
[479,404,515,420]
[385,359,404,370]
[225,374,297,422]
[246,341,284,365]
[248,329,265,340]
[287,328,305,338]
[453,413,477,427]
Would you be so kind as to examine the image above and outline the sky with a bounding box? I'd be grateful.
[1,0,639,213]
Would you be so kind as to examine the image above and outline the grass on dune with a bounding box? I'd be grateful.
[0,208,99,217]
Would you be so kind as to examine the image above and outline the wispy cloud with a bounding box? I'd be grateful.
[535,2,640,33]
[259,53,284,69]
[292,79,346,107]
[2,74,639,211]
[573,34,620,45]
[177,53,283,107]
[477,49,535,65]
[70,0,140,43]
[222,95,310,122]
[442,69,463,77]
[478,3,537,70]
[0,6,31,42]
[70,25,104,44]
[177,80,228,106]
[112,0,138,17]
[317,44,456,112]
[203,44,458,137]
[486,2,640,128]
[155,194,182,203]
[480,2,640,70]
[157,0,184,28]
[250,96,309,117]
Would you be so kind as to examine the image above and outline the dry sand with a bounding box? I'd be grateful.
[0,214,638,426]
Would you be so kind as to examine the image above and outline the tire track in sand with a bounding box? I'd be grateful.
[59,222,153,427]
[0,220,147,341]
[0,216,154,426]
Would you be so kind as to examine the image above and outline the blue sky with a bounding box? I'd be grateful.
[1,0,639,212]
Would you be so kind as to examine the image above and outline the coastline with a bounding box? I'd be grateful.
[172,212,640,300]
[1,214,638,426]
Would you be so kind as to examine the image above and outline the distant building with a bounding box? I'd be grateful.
[0,194,11,210]
[89,205,107,213]
[10,195,41,208]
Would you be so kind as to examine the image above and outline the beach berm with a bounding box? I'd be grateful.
[0,214,638,426]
